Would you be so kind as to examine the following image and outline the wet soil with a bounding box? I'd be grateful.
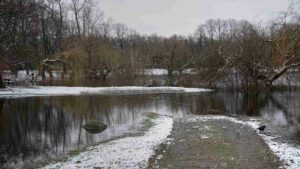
[148,118,282,169]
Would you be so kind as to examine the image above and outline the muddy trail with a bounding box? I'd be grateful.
[148,118,281,169]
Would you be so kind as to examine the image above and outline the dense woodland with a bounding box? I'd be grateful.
[1,0,300,93]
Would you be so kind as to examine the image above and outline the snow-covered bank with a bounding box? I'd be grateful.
[143,68,198,76]
[2,70,63,83]
[0,86,212,98]
[185,115,300,169]
[44,116,173,169]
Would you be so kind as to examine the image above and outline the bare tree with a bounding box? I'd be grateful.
[100,18,113,41]
[114,23,128,49]
[70,0,88,38]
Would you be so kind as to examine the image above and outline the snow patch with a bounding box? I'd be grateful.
[44,116,173,169]
[246,120,300,169]
[2,70,63,82]
[200,135,210,139]
[143,68,198,76]
[0,86,212,98]
[186,115,300,169]
[143,69,168,75]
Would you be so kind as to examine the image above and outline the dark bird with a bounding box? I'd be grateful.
[257,125,266,132]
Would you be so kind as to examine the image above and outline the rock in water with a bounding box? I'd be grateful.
[83,120,107,134]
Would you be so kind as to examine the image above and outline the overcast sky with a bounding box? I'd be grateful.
[99,0,292,37]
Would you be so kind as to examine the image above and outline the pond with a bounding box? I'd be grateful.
[0,91,300,168]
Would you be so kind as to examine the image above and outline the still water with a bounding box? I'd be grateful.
[0,91,300,168]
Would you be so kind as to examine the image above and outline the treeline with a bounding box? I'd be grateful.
[0,0,198,86]
[1,0,300,92]
[195,16,300,93]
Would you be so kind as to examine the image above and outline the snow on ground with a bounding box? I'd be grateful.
[185,115,300,169]
[143,68,198,76]
[3,68,197,81]
[143,69,168,75]
[44,116,173,169]
[246,120,300,169]
[2,70,63,82]
[0,86,212,98]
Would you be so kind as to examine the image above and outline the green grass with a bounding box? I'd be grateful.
[142,112,159,131]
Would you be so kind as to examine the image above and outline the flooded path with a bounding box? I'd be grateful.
[1,90,300,168]
[149,117,281,169]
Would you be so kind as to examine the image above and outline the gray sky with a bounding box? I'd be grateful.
[99,0,291,37]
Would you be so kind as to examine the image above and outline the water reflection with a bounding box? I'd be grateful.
[259,92,300,143]
[0,91,300,167]
[0,95,156,168]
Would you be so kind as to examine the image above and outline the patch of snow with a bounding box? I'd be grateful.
[185,115,243,124]
[0,86,212,98]
[142,68,198,76]
[245,120,300,169]
[181,68,198,75]
[164,138,174,146]
[183,88,209,93]
[156,155,163,160]
[44,116,173,169]
[196,125,213,131]
[2,70,64,83]
[200,135,210,139]
[186,115,300,169]
[143,69,168,76]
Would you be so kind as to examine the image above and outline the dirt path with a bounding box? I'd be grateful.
[148,118,281,169]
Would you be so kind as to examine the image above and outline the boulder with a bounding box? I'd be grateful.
[83,120,107,134]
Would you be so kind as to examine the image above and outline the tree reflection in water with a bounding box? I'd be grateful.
[0,92,300,167]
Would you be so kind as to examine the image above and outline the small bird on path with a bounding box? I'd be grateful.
[257,125,266,133]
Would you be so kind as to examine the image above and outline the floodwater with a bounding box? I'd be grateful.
[0,91,300,168]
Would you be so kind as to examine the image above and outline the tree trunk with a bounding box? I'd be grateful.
[0,74,5,88]
[166,69,174,86]
[41,66,46,80]
[49,70,53,78]
[75,11,81,38]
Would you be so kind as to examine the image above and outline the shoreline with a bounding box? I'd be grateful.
[0,86,213,98]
